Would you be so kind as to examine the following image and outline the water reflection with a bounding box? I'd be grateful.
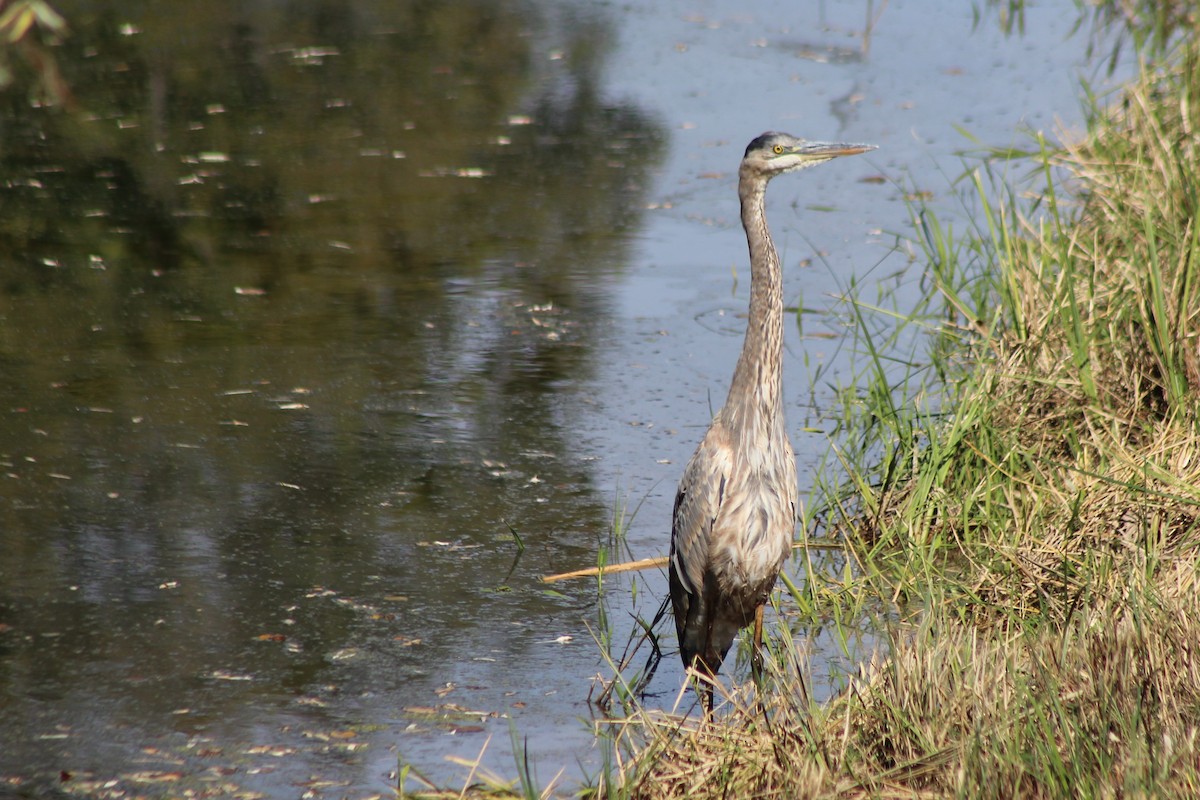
[0,1,664,793]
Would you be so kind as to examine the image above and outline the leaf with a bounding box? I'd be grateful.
[32,2,66,32]
[6,8,34,42]
[123,771,184,784]
[0,3,24,34]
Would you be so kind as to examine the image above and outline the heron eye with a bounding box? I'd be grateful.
[772,144,784,155]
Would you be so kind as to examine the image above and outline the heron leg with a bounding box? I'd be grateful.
[751,604,765,685]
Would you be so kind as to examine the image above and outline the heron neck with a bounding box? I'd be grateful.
[724,176,784,431]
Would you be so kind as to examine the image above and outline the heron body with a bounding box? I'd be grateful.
[668,132,874,710]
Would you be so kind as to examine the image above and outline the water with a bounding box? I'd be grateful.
[0,1,1129,796]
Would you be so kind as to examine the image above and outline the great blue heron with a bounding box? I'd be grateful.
[669,132,875,712]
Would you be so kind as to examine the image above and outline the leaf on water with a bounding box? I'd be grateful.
[333,597,378,614]
[441,704,493,717]
[403,706,439,716]
[123,771,184,783]
[296,778,350,789]
[244,745,296,757]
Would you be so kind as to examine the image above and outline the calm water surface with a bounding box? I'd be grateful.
[0,1,1127,795]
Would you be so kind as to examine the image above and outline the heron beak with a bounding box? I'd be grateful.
[793,141,877,160]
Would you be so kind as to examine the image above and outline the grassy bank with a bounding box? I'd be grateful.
[600,27,1200,800]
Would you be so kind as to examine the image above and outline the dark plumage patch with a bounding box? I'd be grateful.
[744,131,781,158]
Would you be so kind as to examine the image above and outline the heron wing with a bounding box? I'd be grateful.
[669,422,735,600]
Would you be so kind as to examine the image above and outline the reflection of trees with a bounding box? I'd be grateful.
[0,0,665,777]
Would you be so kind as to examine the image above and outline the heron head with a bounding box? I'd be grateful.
[741,131,875,179]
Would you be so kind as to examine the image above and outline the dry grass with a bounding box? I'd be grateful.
[607,572,1200,799]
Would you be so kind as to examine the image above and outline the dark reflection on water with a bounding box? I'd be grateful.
[0,1,663,793]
